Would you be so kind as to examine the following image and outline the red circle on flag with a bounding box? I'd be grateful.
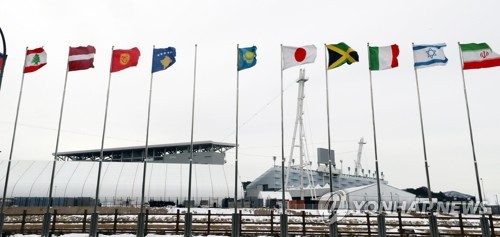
[294,48,306,62]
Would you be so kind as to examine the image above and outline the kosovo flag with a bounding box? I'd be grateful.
[152,47,176,73]
[238,46,257,71]
[327,43,359,70]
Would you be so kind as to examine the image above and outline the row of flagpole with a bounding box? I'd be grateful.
[0,40,495,237]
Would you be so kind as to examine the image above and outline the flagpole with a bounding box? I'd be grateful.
[457,42,483,204]
[90,46,114,237]
[0,47,28,236]
[0,27,7,92]
[231,44,241,237]
[367,43,382,210]
[280,44,288,237]
[323,44,334,194]
[411,43,433,205]
[185,44,198,237]
[41,46,71,237]
[137,45,155,237]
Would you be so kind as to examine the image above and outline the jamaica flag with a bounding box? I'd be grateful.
[327,43,359,70]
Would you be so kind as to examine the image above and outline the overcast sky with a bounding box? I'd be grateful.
[0,0,499,202]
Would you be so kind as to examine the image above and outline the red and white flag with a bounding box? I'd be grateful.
[69,46,96,71]
[282,45,317,70]
[24,47,47,73]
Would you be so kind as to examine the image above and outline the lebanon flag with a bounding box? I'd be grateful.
[369,44,399,70]
[111,47,141,72]
[24,47,47,73]
[282,45,317,70]
[69,46,96,71]
[460,43,500,70]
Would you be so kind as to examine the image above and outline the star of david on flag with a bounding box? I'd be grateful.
[413,43,448,69]
[152,47,176,73]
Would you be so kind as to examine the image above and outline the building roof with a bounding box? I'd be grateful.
[55,140,236,161]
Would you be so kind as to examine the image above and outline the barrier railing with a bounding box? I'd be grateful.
[1,208,498,236]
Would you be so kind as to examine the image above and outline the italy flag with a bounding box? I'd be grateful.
[369,44,399,71]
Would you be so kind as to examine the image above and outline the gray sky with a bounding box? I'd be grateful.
[0,0,499,202]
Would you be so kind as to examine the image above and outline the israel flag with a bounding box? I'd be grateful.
[413,43,448,69]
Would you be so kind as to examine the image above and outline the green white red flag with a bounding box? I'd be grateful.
[369,44,399,70]
[24,47,47,73]
[460,43,500,70]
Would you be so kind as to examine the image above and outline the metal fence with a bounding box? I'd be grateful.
[1,208,499,236]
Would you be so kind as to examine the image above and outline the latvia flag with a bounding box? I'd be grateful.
[69,46,96,71]
[282,45,317,70]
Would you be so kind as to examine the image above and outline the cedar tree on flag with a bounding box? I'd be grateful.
[460,43,500,70]
[282,45,317,70]
[327,43,359,70]
[369,44,399,70]
[24,47,47,73]
[111,47,141,72]
[69,46,96,71]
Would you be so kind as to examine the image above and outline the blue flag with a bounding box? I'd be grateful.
[152,47,176,73]
[238,46,257,71]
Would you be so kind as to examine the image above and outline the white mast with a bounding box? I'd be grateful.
[285,69,312,200]
[355,137,366,176]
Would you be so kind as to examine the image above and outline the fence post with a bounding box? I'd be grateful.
[428,213,439,237]
[20,210,27,234]
[175,209,180,235]
[489,214,495,236]
[458,213,464,236]
[480,215,490,237]
[207,210,211,235]
[367,213,372,237]
[82,210,88,233]
[145,209,149,234]
[51,209,57,233]
[397,210,403,236]
[270,210,274,234]
[113,209,118,234]
[302,211,306,235]
[377,213,386,237]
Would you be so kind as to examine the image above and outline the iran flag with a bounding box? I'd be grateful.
[369,44,399,70]
[460,43,500,70]
[282,45,317,70]
[24,47,47,73]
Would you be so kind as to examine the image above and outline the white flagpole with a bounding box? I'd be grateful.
[185,44,198,237]
[0,47,29,236]
[137,45,155,237]
[457,42,484,204]
[90,46,115,237]
[279,44,288,237]
[231,44,241,237]
[41,46,71,237]
[234,44,240,212]
[367,43,382,210]
[411,43,433,205]
[323,44,334,193]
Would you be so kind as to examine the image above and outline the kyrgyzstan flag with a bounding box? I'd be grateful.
[69,45,96,71]
[111,47,140,72]
[282,45,317,70]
